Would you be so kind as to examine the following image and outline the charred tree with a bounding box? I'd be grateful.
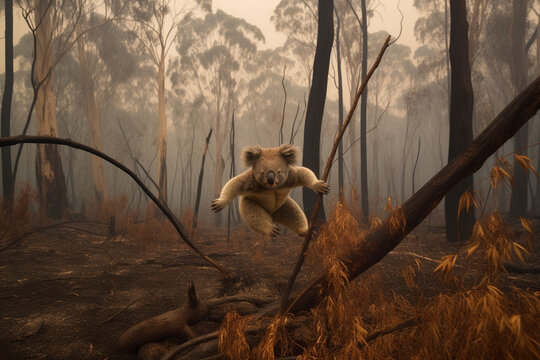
[286,75,540,314]
[157,52,168,206]
[335,6,345,195]
[227,114,239,242]
[534,10,540,217]
[193,129,213,233]
[359,0,369,220]
[445,0,475,242]
[509,0,529,218]
[302,0,334,222]
[1,0,14,210]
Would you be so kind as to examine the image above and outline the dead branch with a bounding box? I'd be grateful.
[504,263,540,274]
[279,65,287,145]
[364,317,417,343]
[117,281,273,355]
[0,135,230,278]
[206,295,275,308]
[119,283,207,352]
[101,297,144,325]
[193,128,213,233]
[0,219,105,253]
[280,35,392,313]
[284,74,540,314]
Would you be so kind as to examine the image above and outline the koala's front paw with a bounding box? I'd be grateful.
[211,198,226,212]
[313,180,330,195]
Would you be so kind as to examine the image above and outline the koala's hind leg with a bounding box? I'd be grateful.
[239,198,279,236]
[271,197,308,236]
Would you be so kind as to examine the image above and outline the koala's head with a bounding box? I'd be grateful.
[241,144,299,189]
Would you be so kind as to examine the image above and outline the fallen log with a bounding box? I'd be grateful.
[118,283,208,352]
[118,282,274,355]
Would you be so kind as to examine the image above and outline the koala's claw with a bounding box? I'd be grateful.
[211,198,225,212]
[269,225,280,237]
[313,180,330,195]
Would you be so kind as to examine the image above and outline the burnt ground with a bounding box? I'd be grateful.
[0,218,538,360]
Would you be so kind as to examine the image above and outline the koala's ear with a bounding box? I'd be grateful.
[241,145,262,167]
[279,144,299,165]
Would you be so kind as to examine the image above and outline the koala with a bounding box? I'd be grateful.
[211,144,330,237]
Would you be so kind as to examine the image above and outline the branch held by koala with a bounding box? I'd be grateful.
[280,35,392,313]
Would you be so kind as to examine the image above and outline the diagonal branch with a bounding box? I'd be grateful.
[284,74,540,314]
[279,35,392,313]
[0,135,230,279]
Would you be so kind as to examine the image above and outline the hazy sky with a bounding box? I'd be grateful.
[213,0,420,50]
[0,1,420,74]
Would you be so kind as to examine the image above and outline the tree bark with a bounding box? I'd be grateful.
[445,0,475,242]
[157,55,168,206]
[534,10,540,217]
[302,0,334,222]
[285,75,540,314]
[1,0,14,210]
[34,0,68,219]
[359,0,369,220]
[193,129,213,232]
[335,7,344,196]
[76,35,107,203]
[509,0,529,218]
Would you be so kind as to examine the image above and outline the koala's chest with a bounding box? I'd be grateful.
[242,188,291,214]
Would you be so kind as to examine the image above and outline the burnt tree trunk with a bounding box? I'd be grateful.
[193,129,213,233]
[445,0,475,242]
[285,75,540,314]
[157,56,168,207]
[509,0,529,218]
[359,0,369,220]
[1,0,14,210]
[335,6,344,196]
[302,0,334,222]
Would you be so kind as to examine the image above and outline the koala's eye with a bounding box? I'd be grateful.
[278,171,282,174]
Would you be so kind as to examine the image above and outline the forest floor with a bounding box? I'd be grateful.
[0,216,538,360]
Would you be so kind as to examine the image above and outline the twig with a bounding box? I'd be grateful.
[280,35,392,314]
[279,66,287,145]
[364,317,416,343]
[0,219,105,253]
[411,138,421,194]
[0,135,230,278]
[193,128,213,234]
[206,295,275,308]
[100,298,144,324]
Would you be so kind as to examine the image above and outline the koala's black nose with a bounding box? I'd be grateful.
[267,171,276,185]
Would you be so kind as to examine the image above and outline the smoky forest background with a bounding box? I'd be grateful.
[0,0,539,359]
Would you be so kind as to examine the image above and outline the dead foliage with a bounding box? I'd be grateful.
[86,194,128,225]
[217,190,539,359]
[125,204,178,248]
[0,184,35,243]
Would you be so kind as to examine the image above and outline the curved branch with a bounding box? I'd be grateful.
[0,135,230,278]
